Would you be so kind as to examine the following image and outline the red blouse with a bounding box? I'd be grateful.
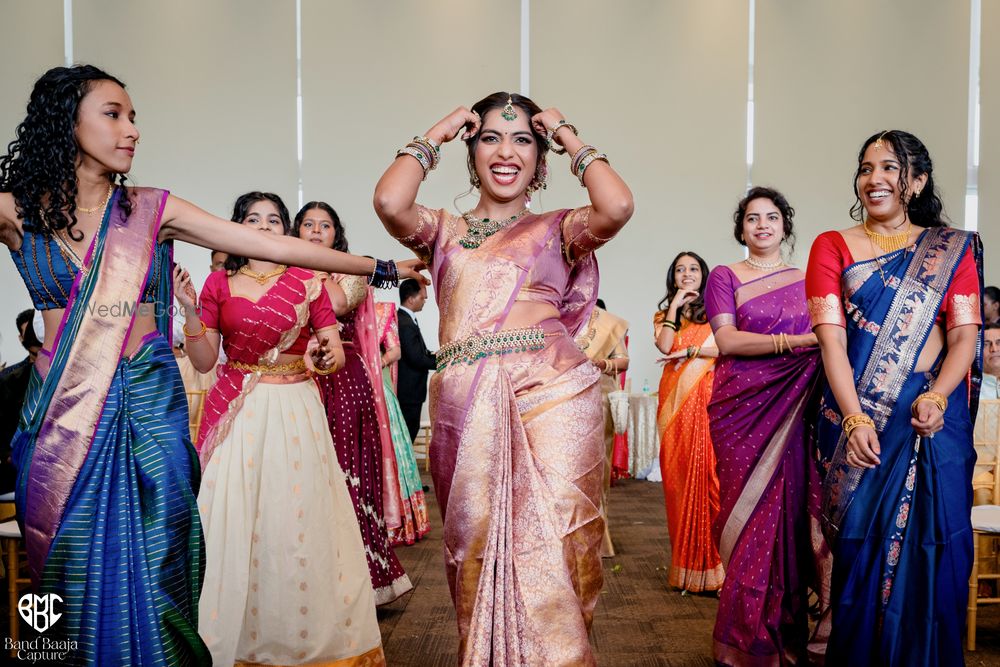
[805,230,981,330]
[199,269,337,357]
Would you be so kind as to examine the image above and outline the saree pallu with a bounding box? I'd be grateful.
[817,227,983,666]
[315,326,412,604]
[12,188,208,665]
[657,320,723,593]
[383,369,431,546]
[706,266,830,666]
[430,320,604,666]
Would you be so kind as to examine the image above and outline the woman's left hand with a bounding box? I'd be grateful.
[310,336,336,371]
[395,258,430,286]
[911,399,945,437]
[531,109,569,145]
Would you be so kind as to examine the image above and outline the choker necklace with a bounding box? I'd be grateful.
[863,219,911,253]
[458,207,530,249]
[744,255,785,271]
[76,183,115,214]
[239,264,287,284]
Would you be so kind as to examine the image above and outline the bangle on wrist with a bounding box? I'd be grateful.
[842,412,876,438]
[911,391,947,417]
[183,321,207,340]
[546,120,578,155]
[364,257,399,289]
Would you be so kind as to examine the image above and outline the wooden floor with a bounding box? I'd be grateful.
[379,472,1000,666]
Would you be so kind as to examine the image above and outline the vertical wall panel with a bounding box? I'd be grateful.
[980,0,999,286]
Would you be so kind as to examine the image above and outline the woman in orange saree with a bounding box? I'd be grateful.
[374,93,633,666]
[654,251,724,594]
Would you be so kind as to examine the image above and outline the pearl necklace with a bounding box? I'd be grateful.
[744,255,785,271]
[239,264,287,284]
[459,207,530,249]
[76,184,114,214]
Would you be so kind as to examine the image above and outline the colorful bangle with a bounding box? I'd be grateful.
[367,258,399,289]
[576,152,608,186]
[911,391,947,417]
[662,319,678,331]
[571,145,597,175]
[183,321,207,340]
[546,120,578,155]
[842,413,876,438]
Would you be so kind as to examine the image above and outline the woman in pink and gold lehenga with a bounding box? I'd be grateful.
[374,93,633,666]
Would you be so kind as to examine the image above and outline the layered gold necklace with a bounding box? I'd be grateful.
[459,207,530,249]
[863,219,911,253]
[76,183,114,214]
[239,263,287,284]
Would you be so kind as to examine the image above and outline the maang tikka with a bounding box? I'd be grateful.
[501,96,518,121]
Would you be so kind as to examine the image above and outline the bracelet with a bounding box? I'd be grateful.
[842,412,876,438]
[367,258,400,289]
[576,152,608,186]
[570,145,597,174]
[662,319,678,331]
[781,333,791,353]
[313,363,336,376]
[772,334,782,354]
[183,321,207,340]
[546,120,578,155]
[396,146,431,179]
[411,136,441,169]
[911,391,947,417]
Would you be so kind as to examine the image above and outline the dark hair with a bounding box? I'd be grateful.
[984,322,1000,332]
[399,278,422,305]
[293,201,348,252]
[223,191,291,273]
[465,92,547,191]
[732,186,796,252]
[16,308,41,351]
[658,251,710,325]
[0,64,132,241]
[595,298,607,310]
[985,286,1000,304]
[850,130,948,228]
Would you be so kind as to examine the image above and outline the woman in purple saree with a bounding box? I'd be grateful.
[705,187,831,666]
[374,93,633,665]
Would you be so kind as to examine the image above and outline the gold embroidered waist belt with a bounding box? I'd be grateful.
[227,358,307,376]
[436,326,549,372]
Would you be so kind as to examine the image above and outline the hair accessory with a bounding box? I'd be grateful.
[873,131,889,151]
[501,96,518,121]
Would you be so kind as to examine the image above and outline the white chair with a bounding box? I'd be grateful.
[968,398,1000,650]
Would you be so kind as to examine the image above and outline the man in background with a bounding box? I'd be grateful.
[397,279,436,443]
[983,323,1000,399]
[0,309,43,493]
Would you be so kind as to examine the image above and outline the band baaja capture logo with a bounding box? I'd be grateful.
[6,593,76,662]
[18,593,62,632]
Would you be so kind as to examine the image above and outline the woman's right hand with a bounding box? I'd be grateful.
[426,107,482,145]
[173,265,197,311]
[846,426,881,468]
[395,258,431,286]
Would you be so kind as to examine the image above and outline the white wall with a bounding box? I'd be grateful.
[0,1,992,382]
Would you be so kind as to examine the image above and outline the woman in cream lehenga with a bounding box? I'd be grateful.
[374,93,633,665]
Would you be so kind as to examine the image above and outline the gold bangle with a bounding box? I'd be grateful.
[842,412,876,438]
[781,333,791,353]
[183,322,207,339]
[313,363,336,376]
[772,334,779,354]
[911,391,947,417]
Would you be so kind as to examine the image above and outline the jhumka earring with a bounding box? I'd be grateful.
[527,160,548,194]
[468,155,481,189]
[501,96,518,122]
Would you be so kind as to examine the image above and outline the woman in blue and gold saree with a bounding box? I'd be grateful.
[0,64,423,665]
[807,130,983,666]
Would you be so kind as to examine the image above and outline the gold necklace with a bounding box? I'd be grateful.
[239,264,287,284]
[76,184,114,214]
[863,219,911,253]
[744,255,785,271]
[459,207,530,249]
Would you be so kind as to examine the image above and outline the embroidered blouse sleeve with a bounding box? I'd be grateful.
[309,282,338,332]
[198,271,224,332]
[805,231,848,328]
[705,266,738,332]
[338,275,369,312]
[943,245,982,329]
[561,206,616,264]
[390,205,442,265]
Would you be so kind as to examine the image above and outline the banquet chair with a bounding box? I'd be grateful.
[185,389,208,442]
[968,398,1000,650]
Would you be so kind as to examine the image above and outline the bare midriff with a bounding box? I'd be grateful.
[505,301,561,330]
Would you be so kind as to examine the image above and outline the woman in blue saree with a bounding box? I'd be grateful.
[0,64,422,665]
[807,130,983,666]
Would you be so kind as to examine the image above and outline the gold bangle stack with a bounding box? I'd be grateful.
[313,363,338,376]
[661,318,678,331]
[771,333,791,354]
[911,391,947,417]
[842,413,876,438]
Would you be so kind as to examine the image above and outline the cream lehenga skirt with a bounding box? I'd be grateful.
[197,377,383,666]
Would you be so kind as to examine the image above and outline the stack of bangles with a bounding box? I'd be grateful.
[661,318,679,331]
[396,136,440,180]
[570,144,609,187]
[911,391,947,416]
[184,321,207,341]
[366,257,399,289]
[842,413,876,438]
[770,333,792,354]
[313,360,339,376]
[686,345,700,359]
[545,120,578,155]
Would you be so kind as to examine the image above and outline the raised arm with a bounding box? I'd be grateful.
[160,195,426,284]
